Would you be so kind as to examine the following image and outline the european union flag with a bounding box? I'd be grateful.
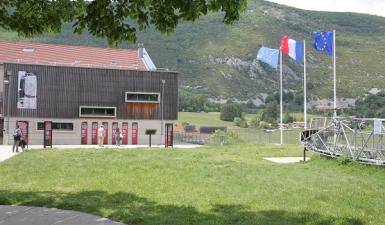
[256,46,279,69]
[312,31,333,56]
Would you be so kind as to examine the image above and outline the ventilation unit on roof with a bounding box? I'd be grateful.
[22,47,35,53]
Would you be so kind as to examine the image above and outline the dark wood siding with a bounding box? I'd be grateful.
[3,63,178,120]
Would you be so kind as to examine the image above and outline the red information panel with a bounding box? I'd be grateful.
[112,122,118,145]
[16,121,29,145]
[122,122,128,145]
[165,123,174,147]
[81,122,88,145]
[44,121,53,148]
[102,122,108,145]
[91,122,98,144]
[132,122,138,145]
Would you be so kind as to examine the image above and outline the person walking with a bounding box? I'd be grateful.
[12,125,22,152]
[115,128,122,146]
[98,125,105,147]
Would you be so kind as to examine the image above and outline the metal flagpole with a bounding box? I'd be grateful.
[303,40,307,130]
[280,49,283,145]
[333,30,337,117]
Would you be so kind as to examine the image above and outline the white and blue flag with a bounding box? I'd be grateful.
[256,46,279,69]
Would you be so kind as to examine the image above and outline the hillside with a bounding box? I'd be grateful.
[1,0,385,104]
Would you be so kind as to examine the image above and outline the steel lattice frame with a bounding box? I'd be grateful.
[302,117,385,165]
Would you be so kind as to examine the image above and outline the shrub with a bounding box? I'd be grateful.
[220,103,242,121]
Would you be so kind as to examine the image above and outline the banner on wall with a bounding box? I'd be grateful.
[81,122,88,145]
[17,71,37,109]
[16,121,29,145]
[132,122,138,145]
[102,122,108,145]
[92,122,98,144]
[122,122,128,145]
[112,122,118,145]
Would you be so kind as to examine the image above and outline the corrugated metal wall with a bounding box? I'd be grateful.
[3,63,178,120]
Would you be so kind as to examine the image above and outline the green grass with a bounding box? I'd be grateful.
[178,112,235,127]
[0,143,384,225]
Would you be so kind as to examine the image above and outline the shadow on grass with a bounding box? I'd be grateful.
[0,190,363,225]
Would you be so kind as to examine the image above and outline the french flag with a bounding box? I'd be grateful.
[281,36,304,64]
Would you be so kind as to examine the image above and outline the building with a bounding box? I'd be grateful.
[0,41,178,145]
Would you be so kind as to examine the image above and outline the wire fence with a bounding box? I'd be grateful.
[174,128,304,145]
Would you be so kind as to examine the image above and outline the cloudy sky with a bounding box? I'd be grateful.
[265,0,385,17]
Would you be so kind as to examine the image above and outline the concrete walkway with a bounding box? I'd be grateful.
[0,205,125,225]
[0,144,202,162]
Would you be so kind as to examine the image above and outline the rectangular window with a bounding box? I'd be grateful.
[79,106,117,117]
[37,122,74,131]
[125,92,160,103]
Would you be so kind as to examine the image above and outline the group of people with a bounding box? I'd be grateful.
[97,125,123,147]
[12,125,26,152]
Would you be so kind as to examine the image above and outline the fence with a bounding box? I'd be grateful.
[173,128,303,145]
[233,128,303,145]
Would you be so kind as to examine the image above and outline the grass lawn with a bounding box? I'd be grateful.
[0,143,384,225]
[178,112,235,127]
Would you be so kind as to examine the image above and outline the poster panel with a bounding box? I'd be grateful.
[122,122,128,145]
[81,122,88,145]
[92,122,98,144]
[165,123,174,147]
[112,122,118,145]
[132,122,138,145]
[17,71,37,109]
[44,121,53,148]
[102,122,108,145]
[16,121,29,145]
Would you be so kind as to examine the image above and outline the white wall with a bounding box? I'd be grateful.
[5,117,168,145]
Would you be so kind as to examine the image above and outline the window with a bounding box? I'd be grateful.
[79,106,116,117]
[125,92,160,103]
[37,122,73,131]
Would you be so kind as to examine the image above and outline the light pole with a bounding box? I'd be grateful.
[3,70,11,145]
[161,79,165,144]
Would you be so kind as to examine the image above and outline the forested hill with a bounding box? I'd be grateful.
[1,0,385,102]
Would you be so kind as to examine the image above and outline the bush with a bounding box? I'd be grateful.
[220,103,242,121]
[234,117,248,128]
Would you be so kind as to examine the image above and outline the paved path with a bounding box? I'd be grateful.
[0,144,202,163]
[0,205,125,225]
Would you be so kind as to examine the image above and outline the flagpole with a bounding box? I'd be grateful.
[303,39,307,130]
[333,30,337,117]
[280,49,283,145]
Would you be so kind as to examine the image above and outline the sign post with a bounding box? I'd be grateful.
[145,129,157,148]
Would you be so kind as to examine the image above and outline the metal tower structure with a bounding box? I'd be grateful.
[302,117,385,165]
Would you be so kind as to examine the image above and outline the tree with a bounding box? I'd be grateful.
[260,101,278,124]
[0,0,247,45]
[220,103,241,121]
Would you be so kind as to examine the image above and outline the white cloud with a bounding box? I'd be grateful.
[265,0,385,17]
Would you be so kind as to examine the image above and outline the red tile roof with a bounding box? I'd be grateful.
[0,41,148,70]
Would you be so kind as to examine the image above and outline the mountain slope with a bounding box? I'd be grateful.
[1,0,385,102]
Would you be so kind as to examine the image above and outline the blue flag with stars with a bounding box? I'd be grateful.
[312,31,333,56]
[256,46,279,69]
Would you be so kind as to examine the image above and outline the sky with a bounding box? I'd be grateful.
[265,0,385,17]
